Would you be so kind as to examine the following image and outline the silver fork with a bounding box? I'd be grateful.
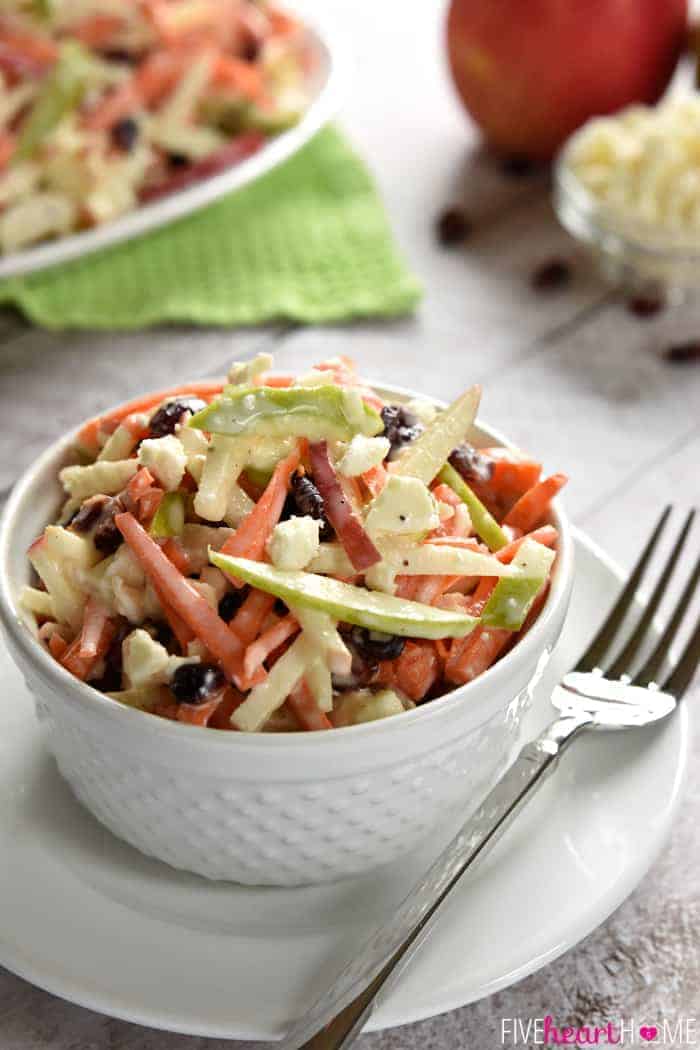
[278,506,700,1050]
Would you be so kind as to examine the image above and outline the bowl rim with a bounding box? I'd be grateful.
[0,379,574,750]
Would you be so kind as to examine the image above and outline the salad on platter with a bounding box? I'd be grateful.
[0,0,310,254]
[23,355,567,732]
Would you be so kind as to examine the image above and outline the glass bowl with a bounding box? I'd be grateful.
[554,139,700,298]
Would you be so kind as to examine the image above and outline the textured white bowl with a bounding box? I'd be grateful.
[0,385,574,886]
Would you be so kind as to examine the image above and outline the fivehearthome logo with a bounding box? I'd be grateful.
[500,1017,698,1045]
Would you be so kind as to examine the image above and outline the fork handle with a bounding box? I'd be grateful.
[280,711,593,1050]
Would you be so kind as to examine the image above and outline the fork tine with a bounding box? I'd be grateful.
[576,505,672,673]
[635,549,700,687]
[661,612,700,698]
[604,509,696,679]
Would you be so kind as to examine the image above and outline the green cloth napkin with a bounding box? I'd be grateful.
[0,126,421,330]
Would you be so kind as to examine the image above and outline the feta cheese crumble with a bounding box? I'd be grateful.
[138,435,186,491]
[267,515,321,570]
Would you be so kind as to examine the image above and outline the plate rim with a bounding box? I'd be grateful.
[0,527,691,1039]
[0,4,347,281]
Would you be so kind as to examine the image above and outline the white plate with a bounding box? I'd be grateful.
[0,3,345,280]
[0,530,689,1039]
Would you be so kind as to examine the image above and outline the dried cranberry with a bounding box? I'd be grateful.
[500,154,536,178]
[436,206,472,246]
[171,663,225,704]
[218,589,247,622]
[93,622,129,691]
[332,652,377,691]
[664,341,700,364]
[348,626,406,663]
[93,498,125,554]
[69,494,110,533]
[92,666,123,693]
[380,404,423,460]
[627,294,665,319]
[242,38,260,61]
[101,49,137,64]
[289,471,334,540]
[149,397,206,438]
[449,443,493,485]
[111,117,139,152]
[531,259,572,291]
[69,494,123,554]
[144,619,174,651]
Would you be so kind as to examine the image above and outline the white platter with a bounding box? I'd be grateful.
[0,529,689,1039]
[0,3,345,280]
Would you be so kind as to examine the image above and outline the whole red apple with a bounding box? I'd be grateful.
[446,0,688,160]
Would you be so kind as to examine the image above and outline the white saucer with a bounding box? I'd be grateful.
[0,530,689,1040]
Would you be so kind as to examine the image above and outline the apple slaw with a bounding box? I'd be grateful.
[0,1,310,254]
[23,355,567,731]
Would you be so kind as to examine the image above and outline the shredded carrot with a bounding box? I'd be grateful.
[314,355,356,379]
[395,575,420,600]
[468,577,497,611]
[75,381,225,455]
[471,451,543,515]
[241,613,299,686]
[431,482,461,506]
[0,132,15,171]
[122,411,152,442]
[127,467,155,502]
[444,579,504,685]
[84,50,185,131]
[252,372,295,388]
[153,698,180,721]
[288,681,332,731]
[158,598,195,652]
[229,588,276,645]
[361,462,387,498]
[426,535,484,550]
[391,641,440,702]
[137,487,164,524]
[77,597,113,659]
[219,446,301,573]
[435,638,452,664]
[62,609,116,681]
[48,631,68,661]
[176,690,226,727]
[503,474,568,533]
[445,624,511,685]
[71,14,124,47]
[115,512,243,679]
[212,54,265,101]
[495,525,558,564]
[208,686,245,730]
[430,483,464,537]
[0,25,58,75]
[162,537,191,575]
[413,574,461,605]
[268,9,300,36]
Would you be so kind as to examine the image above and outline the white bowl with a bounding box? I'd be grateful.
[0,384,574,886]
[0,2,345,280]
